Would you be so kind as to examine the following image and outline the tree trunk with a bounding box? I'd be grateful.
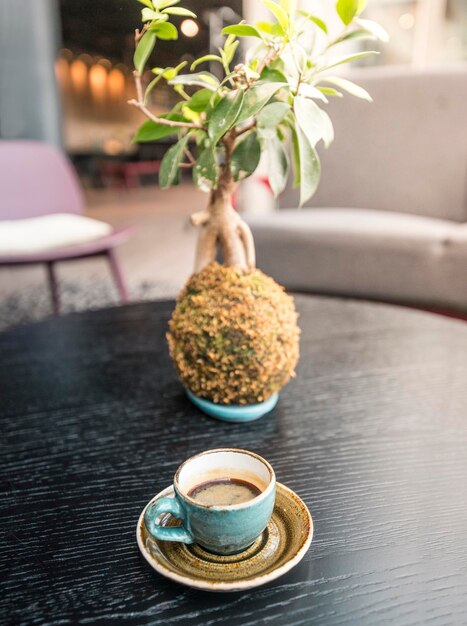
[191,168,256,273]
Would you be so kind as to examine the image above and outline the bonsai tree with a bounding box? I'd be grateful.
[129,0,387,410]
[129,0,387,273]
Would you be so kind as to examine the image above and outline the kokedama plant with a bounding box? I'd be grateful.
[129,0,387,412]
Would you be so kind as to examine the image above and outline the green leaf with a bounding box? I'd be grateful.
[298,83,328,102]
[317,110,334,149]
[150,21,178,40]
[191,55,223,71]
[137,0,154,9]
[298,11,328,33]
[159,135,189,188]
[173,84,189,98]
[321,50,379,71]
[186,88,213,112]
[225,33,237,47]
[206,91,222,114]
[154,0,181,9]
[144,73,164,102]
[309,16,328,33]
[150,61,188,88]
[270,22,286,36]
[296,126,321,206]
[231,131,261,181]
[193,146,218,189]
[162,7,197,17]
[290,127,300,188]
[256,21,273,34]
[321,76,372,102]
[224,40,240,65]
[358,0,368,13]
[208,89,244,145]
[133,116,182,143]
[336,0,361,25]
[257,102,290,127]
[269,56,286,72]
[294,95,334,149]
[317,86,343,98]
[260,130,289,197]
[161,61,188,80]
[169,71,220,90]
[333,28,379,45]
[170,100,185,114]
[292,44,308,74]
[172,61,188,76]
[259,68,288,83]
[356,18,389,42]
[141,7,159,21]
[236,82,288,124]
[134,31,156,73]
[222,24,262,39]
[261,0,289,34]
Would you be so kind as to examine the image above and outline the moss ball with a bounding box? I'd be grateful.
[167,263,300,405]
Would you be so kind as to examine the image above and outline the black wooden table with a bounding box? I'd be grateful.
[2,297,467,626]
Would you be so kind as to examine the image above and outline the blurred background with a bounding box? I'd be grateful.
[54,0,467,156]
[0,0,466,329]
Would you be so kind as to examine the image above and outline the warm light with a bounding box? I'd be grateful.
[59,48,73,61]
[399,12,415,30]
[108,68,126,101]
[55,58,70,88]
[181,19,199,38]
[98,58,112,70]
[89,63,108,102]
[78,53,93,65]
[103,138,124,155]
[70,59,88,93]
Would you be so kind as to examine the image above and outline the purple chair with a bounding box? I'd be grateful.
[0,141,134,314]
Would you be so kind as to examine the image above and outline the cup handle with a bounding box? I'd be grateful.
[144,496,194,544]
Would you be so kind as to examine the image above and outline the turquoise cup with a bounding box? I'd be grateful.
[144,448,276,555]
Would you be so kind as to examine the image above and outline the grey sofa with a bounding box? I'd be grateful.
[248,67,467,311]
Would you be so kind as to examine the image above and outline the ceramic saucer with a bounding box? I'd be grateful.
[136,482,313,592]
[186,389,279,422]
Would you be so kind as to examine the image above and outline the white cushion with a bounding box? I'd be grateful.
[0,213,113,255]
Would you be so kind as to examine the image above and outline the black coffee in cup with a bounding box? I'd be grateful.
[145,449,276,555]
[188,478,262,506]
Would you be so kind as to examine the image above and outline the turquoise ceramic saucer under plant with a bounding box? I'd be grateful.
[185,389,279,423]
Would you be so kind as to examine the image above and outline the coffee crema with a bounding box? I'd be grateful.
[188,478,262,506]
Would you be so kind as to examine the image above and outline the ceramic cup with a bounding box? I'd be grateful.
[144,448,276,555]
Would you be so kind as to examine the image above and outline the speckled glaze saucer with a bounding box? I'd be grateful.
[136,482,313,592]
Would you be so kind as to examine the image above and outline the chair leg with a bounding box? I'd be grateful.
[45,262,60,315]
[106,249,129,304]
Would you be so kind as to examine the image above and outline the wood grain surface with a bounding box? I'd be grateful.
[1,297,467,626]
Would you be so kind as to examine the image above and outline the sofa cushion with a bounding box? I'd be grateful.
[0,213,113,255]
[248,208,467,310]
